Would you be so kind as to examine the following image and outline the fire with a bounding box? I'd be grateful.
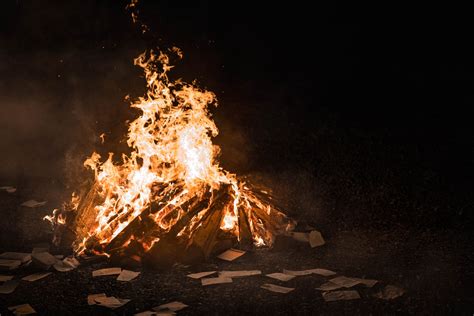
[47,46,294,259]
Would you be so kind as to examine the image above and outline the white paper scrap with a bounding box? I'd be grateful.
[316,281,344,291]
[154,301,188,312]
[117,270,140,281]
[265,273,295,282]
[21,200,47,208]
[92,267,122,277]
[88,293,106,305]
[352,277,378,287]
[95,296,131,309]
[218,270,261,278]
[187,271,216,279]
[322,290,360,302]
[216,248,245,261]
[308,268,337,276]
[22,272,51,282]
[8,303,36,315]
[329,276,362,288]
[201,276,233,286]
[261,283,295,293]
[0,275,14,282]
[309,230,325,247]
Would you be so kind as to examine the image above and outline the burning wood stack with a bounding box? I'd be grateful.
[46,49,295,268]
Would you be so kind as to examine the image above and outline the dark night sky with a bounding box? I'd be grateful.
[0,1,473,195]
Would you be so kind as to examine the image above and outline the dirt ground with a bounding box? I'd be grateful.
[0,187,473,315]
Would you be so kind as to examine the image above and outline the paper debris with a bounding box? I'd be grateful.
[0,275,14,282]
[291,232,309,242]
[8,303,36,315]
[88,293,106,305]
[0,252,31,263]
[22,272,51,282]
[54,260,74,272]
[373,285,405,300]
[261,283,295,293]
[92,267,122,277]
[322,290,360,302]
[201,276,233,286]
[309,230,325,247]
[187,271,217,279]
[0,259,21,270]
[352,277,378,287]
[31,252,57,270]
[21,200,47,208]
[95,296,131,309]
[154,301,188,312]
[316,281,344,291]
[117,269,140,281]
[0,280,19,294]
[265,273,295,282]
[216,248,245,261]
[282,269,313,276]
[135,311,173,316]
[218,270,261,278]
[329,276,362,288]
[0,186,16,193]
[309,268,337,276]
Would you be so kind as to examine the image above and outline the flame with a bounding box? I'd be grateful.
[53,47,294,256]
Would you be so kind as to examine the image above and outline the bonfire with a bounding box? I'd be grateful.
[46,47,295,268]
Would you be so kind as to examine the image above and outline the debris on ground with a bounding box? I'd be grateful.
[0,279,19,294]
[373,285,405,300]
[0,252,31,263]
[8,303,36,315]
[20,200,47,208]
[261,283,295,294]
[328,276,363,288]
[21,272,52,282]
[0,259,21,271]
[265,272,295,282]
[0,274,14,282]
[322,290,361,302]
[201,276,232,286]
[216,248,246,261]
[0,186,16,193]
[218,270,261,278]
[87,293,106,305]
[92,267,121,277]
[186,271,216,279]
[308,230,325,248]
[94,295,131,309]
[153,301,188,312]
[117,269,140,281]
[31,252,57,270]
[316,281,344,291]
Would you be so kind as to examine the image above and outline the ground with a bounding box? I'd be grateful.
[0,184,473,315]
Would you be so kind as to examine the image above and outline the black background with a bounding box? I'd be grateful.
[1,0,473,230]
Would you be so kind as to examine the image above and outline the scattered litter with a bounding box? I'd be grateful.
[373,285,405,300]
[0,275,14,282]
[0,280,19,294]
[135,311,171,316]
[309,230,325,248]
[352,277,378,287]
[117,269,140,281]
[329,276,362,288]
[21,200,47,208]
[261,283,295,294]
[0,252,31,263]
[322,290,360,302]
[92,267,122,277]
[8,303,36,315]
[316,281,344,291]
[265,272,295,282]
[216,248,245,261]
[153,301,188,312]
[0,259,21,271]
[88,293,106,305]
[31,252,57,270]
[218,270,261,278]
[53,257,80,272]
[201,276,233,286]
[282,268,335,277]
[0,186,16,193]
[22,272,51,282]
[187,271,216,279]
[94,295,131,309]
